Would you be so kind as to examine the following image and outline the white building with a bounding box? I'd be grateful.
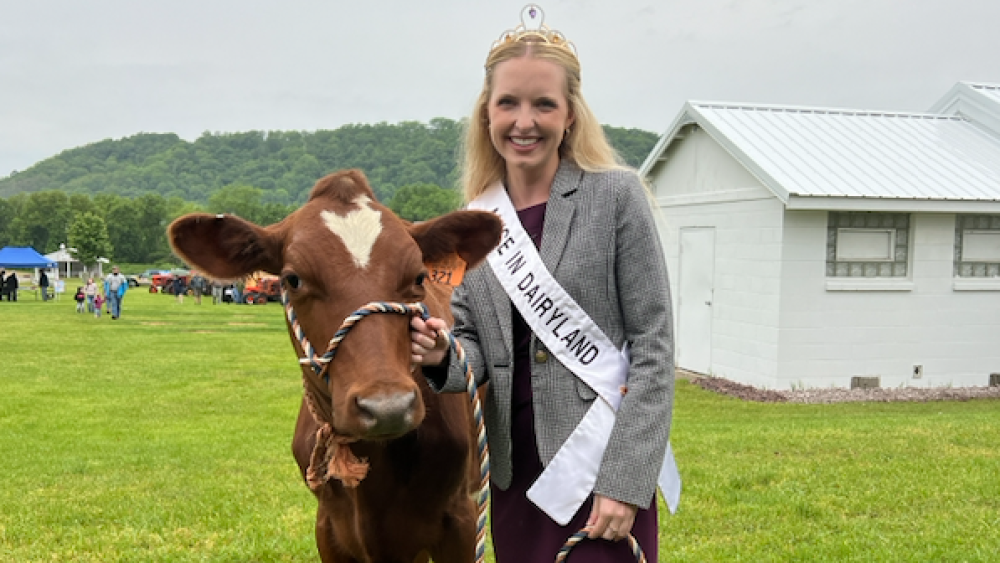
[44,244,107,279]
[640,82,1000,390]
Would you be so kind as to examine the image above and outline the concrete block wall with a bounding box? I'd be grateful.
[656,197,785,388]
[777,211,1000,389]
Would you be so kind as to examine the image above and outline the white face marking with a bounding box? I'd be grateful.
[321,196,383,269]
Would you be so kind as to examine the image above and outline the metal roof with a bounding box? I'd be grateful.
[969,83,1000,105]
[641,89,1000,208]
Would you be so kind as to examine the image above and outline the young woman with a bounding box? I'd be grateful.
[411,5,676,562]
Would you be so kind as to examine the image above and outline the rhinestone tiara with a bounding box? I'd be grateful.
[490,4,577,57]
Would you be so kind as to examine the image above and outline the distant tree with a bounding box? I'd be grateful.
[103,196,144,263]
[165,196,204,222]
[69,193,98,218]
[388,183,461,222]
[68,212,113,266]
[208,184,266,223]
[8,191,73,253]
[134,194,171,263]
[259,202,293,226]
[261,187,290,205]
[1,193,28,246]
[0,198,12,246]
[602,126,660,169]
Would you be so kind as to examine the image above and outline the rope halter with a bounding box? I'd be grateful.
[284,292,429,382]
[282,289,428,488]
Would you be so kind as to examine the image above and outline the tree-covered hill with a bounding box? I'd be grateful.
[0,119,658,205]
[0,119,658,263]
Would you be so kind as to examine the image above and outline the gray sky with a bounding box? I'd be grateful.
[2,0,998,178]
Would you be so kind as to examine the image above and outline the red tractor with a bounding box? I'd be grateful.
[150,272,194,295]
[149,272,170,293]
[242,275,282,304]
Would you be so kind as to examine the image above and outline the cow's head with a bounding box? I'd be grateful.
[168,169,501,440]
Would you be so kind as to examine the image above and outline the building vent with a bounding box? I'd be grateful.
[990,373,1000,387]
[851,376,880,389]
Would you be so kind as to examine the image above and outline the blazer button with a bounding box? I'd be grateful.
[534,349,549,363]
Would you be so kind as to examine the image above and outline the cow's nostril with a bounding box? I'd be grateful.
[355,391,417,434]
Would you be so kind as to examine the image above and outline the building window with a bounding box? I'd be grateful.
[954,215,1000,278]
[826,212,909,277]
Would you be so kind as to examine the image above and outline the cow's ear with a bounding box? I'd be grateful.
[408,210,502,269]
[168,213,285,279]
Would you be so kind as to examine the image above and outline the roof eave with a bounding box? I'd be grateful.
[637,103,698,176]
[685,103,792,204]
[639,102,792,205]
[786,194,1000,213]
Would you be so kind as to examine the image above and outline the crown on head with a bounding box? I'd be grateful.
[491,4,577,57]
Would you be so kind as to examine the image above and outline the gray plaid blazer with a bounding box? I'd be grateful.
[428,160,674,509]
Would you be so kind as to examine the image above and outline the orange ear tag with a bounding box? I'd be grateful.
[425,254,467,287]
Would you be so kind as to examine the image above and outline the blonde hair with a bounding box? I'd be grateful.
[460,40,626,202]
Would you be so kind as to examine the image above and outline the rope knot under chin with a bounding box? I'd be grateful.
[306,423,370,490]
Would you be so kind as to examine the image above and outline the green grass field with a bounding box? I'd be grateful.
[1,286,998,562]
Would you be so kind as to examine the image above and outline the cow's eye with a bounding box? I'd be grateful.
[283,273,301,290]
[414,272,427,287]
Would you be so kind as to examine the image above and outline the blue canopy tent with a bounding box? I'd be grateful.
[0,247,57,300]
[0,246,57,268]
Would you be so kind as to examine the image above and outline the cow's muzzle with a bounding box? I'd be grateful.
[353,389,419,437]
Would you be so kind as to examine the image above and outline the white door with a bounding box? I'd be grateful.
[677,227,715,374]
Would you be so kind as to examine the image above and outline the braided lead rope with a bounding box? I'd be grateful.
[281,289,490,563]
[437,326,490,563]
[555,527,646,563]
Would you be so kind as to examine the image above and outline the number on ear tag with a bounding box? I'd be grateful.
[425,255,467,287]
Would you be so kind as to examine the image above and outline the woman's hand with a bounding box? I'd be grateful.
[586,494,638,542]
[410,315,450,366]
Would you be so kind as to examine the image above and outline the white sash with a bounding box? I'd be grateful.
[469,183,680,524]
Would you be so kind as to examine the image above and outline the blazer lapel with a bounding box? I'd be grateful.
[540,161,582,272]
[483,265,514,359]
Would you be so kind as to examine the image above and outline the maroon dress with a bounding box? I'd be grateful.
[490,203,658,563]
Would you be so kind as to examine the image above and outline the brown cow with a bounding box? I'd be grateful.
[168,169,501,563]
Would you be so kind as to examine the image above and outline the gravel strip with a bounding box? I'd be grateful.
[683,371,1000,404]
